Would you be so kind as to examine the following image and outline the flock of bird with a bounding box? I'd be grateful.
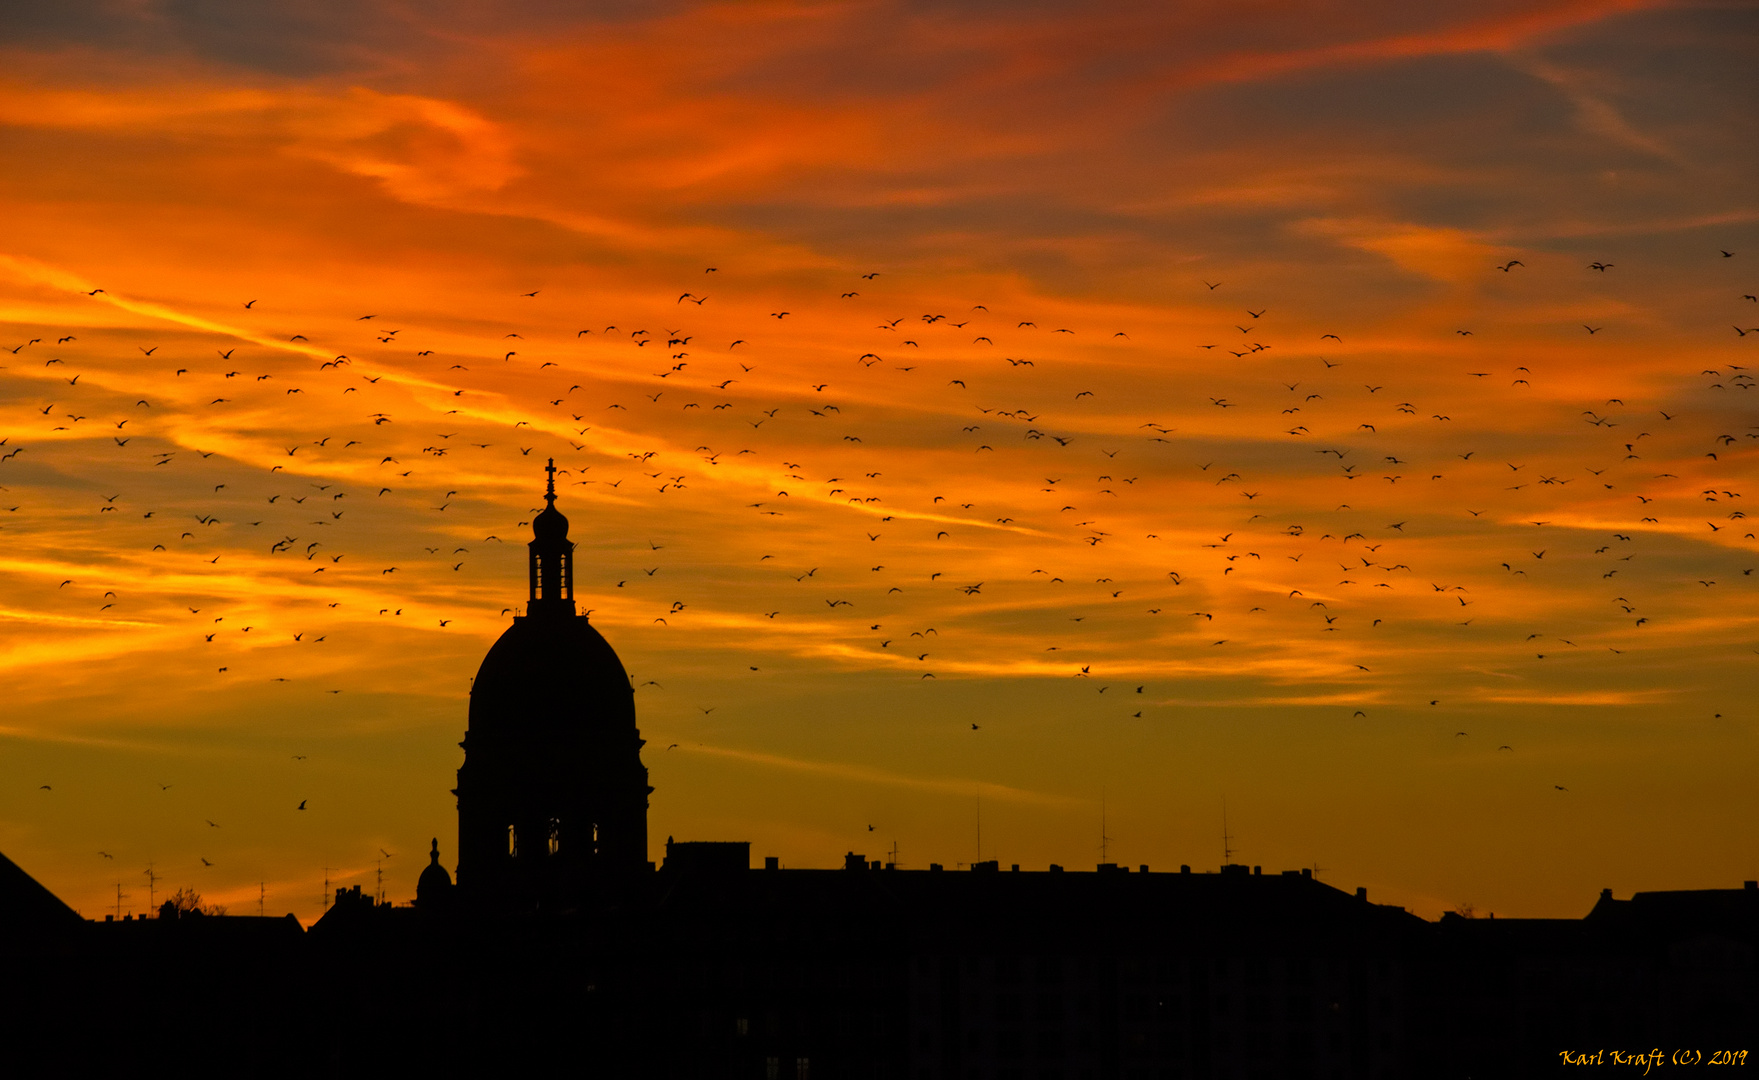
[1,246,1753,902]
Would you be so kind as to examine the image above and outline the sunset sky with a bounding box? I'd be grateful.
[0,1,1754,923]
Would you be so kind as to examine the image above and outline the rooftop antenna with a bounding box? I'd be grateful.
[1099,790,1112,864]
[1222,797,1236,866]
[114,882,127,920]
[888,840,900,869]
[259,882,266,918]
[376,858,384,905]
[322,867,333,912]
[142,863,159,915]
[1311,862,1327,879]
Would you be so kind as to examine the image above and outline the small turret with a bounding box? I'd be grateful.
[416,838,454,910]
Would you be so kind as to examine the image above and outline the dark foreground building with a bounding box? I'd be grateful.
[2,467,1752,1076]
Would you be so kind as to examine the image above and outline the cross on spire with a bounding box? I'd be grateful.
[544,458,558,504]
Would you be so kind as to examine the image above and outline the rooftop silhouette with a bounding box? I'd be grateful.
[0,465,1751,1074]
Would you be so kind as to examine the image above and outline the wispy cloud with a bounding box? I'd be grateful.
[681,742,1081,808]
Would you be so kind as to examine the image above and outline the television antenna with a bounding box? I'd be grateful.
[1099,790,1113,864]
[259,881,266,917]
[114,882,128,920]
[1222,797,1236,865]
[142,863,159,914]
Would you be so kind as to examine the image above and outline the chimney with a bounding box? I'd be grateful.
[1601,888,1613,900]
[1180,865,1191,874]
[1253,866,1261,876]
[1746,881,1756,891]
[764,856,779,870]
[1356,887,1368,901]
[1301,868,1312,879]
[844,852,867,871]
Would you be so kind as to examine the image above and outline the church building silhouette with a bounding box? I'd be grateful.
[451,460,651,912]
[0,464,1752,1075]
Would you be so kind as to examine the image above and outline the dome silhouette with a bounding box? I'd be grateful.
[453,459,650,912]
[531,500,569,542]
[468,613,634,735]
[416,838,453,909]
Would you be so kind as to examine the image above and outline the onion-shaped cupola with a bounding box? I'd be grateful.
[415,838,454,910]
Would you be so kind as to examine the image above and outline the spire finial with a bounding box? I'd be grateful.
[544,458,558,505]
[430,838,441,866]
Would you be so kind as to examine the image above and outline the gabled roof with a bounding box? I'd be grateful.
[0,848,83,934]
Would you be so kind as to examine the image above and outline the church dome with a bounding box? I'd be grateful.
[469,611,635,735]
[467,459,633,736]
[453,462,651,912]
[416,838,453,908]
[532,501,569,542]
